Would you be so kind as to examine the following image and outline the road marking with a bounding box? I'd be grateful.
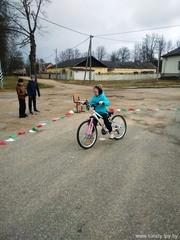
[99,137,106,141]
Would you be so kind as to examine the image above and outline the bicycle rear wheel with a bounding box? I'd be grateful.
[111,115,127,140]
[77,120,98,149]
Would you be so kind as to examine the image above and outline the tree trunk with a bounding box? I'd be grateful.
[29,33,36,76]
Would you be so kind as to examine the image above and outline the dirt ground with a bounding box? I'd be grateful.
[0,78,180,140]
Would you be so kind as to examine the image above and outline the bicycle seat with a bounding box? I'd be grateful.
[108,108,115,116]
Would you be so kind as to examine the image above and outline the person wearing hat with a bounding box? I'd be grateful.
[16,78,28,118]
[89,85,115,139]
[27,75,40,114]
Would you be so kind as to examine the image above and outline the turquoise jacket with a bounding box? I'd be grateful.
[89,92,110,115]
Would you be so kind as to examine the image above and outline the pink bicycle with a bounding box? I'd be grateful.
[77,103,127,149]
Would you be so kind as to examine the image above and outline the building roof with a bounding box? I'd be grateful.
[102,61,156,69]
[70,67,95,72]
[45,63,53,69]
[162,47,180,58]
[56,56,107,68]
[54,56,156,69]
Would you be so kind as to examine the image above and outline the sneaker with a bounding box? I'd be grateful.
[34,109,40,112]
[109,132,115,139]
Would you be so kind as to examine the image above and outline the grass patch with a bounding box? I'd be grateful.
[57,79,180,89]
[1,76,53,90]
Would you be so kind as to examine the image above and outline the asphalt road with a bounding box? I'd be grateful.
[0,112,180,240]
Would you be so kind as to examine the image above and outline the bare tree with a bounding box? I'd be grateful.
[133,35,174,64]
[110,47,130,63]
[176,40,180,48]
[3,0,50,76]
[8,43,24,73]
[59,48,81,62]
[110,52,118,62]
[156,36,166,58]
[74,49,81,59]
[118,47,130,62]
[0,0,10,72]
[133,44,142,62]
[141,34,158,62]
[64,49,74,61]
[96,46,106,61]
[165,40,173,53]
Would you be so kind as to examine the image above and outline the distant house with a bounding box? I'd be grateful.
[46,56,156,80]
[13,68,26,76]
[162,47,180,78]
[39,63,53,73]
[102,61,156,74]
[47,56,107,80]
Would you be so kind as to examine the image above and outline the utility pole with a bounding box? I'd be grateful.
[89,35,94,81]
[55,48,58,79]
[0,60,4,89]
[84,37,90,81]
[84,35,94,81]
[157,40,161,80]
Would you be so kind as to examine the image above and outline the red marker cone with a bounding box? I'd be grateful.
[128,108,135,111]
[0,141,7,145]
[18,130,26,135]
[65,112,72,117]
[52,117,59,122]
[36,124,43,128]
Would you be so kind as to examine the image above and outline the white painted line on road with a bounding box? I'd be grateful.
[99,137,106,141]
[5,138,15,142]
[29,130,36,133]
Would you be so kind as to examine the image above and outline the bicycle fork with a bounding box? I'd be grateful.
[85,118,94,137]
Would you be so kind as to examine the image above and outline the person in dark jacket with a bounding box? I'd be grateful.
[27,75,40,114]
[16,79,28,118]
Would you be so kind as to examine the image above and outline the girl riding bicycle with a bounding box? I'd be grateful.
[89,85,115,139]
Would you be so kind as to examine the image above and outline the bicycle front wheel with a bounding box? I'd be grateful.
[77,120,98,149]
[111,115,127,140]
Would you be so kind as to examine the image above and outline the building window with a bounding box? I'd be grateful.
[178,61,180,71]
[141,71,154,74]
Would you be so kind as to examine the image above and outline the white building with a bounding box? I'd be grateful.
[162,47,180,78]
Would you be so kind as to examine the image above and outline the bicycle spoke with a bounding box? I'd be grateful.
[111,115,127,139]
[77,120,97,149]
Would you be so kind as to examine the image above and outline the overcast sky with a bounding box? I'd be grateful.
[34,0,180,62]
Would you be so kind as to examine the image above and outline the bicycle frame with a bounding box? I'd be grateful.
[90,109,122,131]
[85,109,110,137]
[92,110,104,125]
[77,103,127,149]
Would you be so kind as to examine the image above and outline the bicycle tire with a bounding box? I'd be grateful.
[77,120,98,149]
[111,115,127,140]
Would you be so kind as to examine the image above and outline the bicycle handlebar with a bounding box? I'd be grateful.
[84,101,99,110]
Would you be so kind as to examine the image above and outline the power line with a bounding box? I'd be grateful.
[69,37,90,49]
[38,37,89,62]
[43,52,55,60]
[95,24,180,37]
[38,16,90,37]
[4,2,180,39]
[95,36,139,43]
[38,16,180,38]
